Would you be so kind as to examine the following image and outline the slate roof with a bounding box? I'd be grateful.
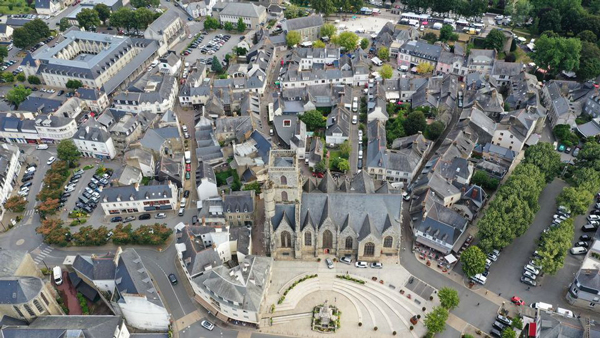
[116,249,165,307]
[76,87,103,101]
[0,277,43,305]
[0,250,28,277]
[140,127,180,152]
[220,2,265,18]
[399,40,442,61]
[578,120,600,137]
[416,202,468,247]
[18,97,62,114]
[101,183,174,202]
[72,255,116,281]
[283,15,323,31]
[326,106,351,138]
[491,60,522,77]
[223,191,254,213]
[0,315,124,338]
[177,225,224,276]
[74,120,111,143]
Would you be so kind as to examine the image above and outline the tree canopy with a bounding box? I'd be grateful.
[532,34,582,75]
[299,110,326,131]
[57,140,81,168]
[286,31,301,47]
[360,37,369,50]
[424,306,449,334]
[378,47,389,60]
[337,31,359,51]
[379,64,393,79]
[523,142,561,182]
[59,18,71,32]
[94,4,111,25]
[403,111,426,135]
[321,23,337,38]
[13,19,51,48]
[204,16,220,30]
[536,217,574,274]
[6,85,31,108]
[438,287,460,310]
[484,29,506,52]
[461,246,487,278]
[424,120,444,140]
[237,18,247,32]
[77,8,101,31]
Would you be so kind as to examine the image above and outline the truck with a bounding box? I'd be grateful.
[184,151,191,164]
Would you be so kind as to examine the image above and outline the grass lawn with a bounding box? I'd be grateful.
[216,169,234,186]
[514,47,531,63]
[0,0,33,14]
[328,150,342,170]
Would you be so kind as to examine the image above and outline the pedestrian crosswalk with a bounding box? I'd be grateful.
[32,245,53,264]
[24,209,35,216]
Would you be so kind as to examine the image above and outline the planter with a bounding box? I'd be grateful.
[379,280,384,284]
[410,316,418,325]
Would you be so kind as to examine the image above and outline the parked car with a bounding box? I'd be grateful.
[524,264,539,275]
[183,190,190,198]
[155,213,166,219]
[523,271,537,280]
[47,156,56,165]
[123,216,136,223]
[580,235,592,241]
[370,262,383,269]
[201,320,214,331]
[355,261,368,268]
[168,273,178,284]
[138,213,151,220]
[520,276,537,287]
[511,296,525,306]
[340,256,352,264]
[496,315,512,326]
[571,247,588,255]
[325,258,334,269]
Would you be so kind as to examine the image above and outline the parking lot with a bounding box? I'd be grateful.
[483,179,587,313]
[178,30,243,67]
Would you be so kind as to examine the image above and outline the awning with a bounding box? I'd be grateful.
[159,205,172,210]
[444,254,457,264]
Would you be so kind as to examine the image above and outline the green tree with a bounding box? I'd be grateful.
[77,8,101,31]
[424,120,445,140]
[27,75,40,85]
[299,110,325,131]
[94,4,111,25]
[6,85,31,108]
[332,157,350,172]
[502,329,517,338]
[512,317,524,330]
[403,111,426,135]
[533,34,581,75]
[557,186,593,216]
[461,246,487,278]
[380,64,393,79]
[57,140,80,168]
[572,167,600,195]
[284,4,300,19]
[439,24,454,42]
[237,17,247,32]
[16,73,25,82]
[378,47,389,60]
[224,22,234,31]
[321,23,337,38]
[438,287,460,310]
[59,17,71,32]
[339,140,351,159]
[471,170,499,190]
[313,40,326,48]
[1,72,13,83]
[131,0,159,7]
[311,0,335,15]
[577,30,597,42]
[5,196,27,212]
[110,7,136,32]
[314,160,327,173]
[12,19,50,48]
[0,46,7,64]
[416,62,434,74]
[523,142,561,182]
[386,116,406,143]
[423,32,437,44]
[424,306,449,334]
[484,29,506,52]
[211,56,223,73]
[337,31,359,51]
[134,7,156,30]
[360,37,369,50]
[538,8,562,34]
[286,31,301,47]
[505,0,533,27]
[578,41,600,80]
[203,16,220,30]
[66,80,83,89]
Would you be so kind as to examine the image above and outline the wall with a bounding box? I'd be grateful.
[119,294,170,331]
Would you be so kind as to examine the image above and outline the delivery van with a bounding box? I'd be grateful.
[53,266,63,285]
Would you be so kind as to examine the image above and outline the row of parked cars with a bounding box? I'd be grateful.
[324,256,383,269]
[18,162,40,197]
[69,170,113,214]
[110,212,165,223]
[199,34,231,55]
[470,249,501,285]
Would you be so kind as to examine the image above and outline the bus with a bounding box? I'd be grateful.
[401,12,430,22]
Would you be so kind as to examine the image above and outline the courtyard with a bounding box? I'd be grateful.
[260,258,438,337]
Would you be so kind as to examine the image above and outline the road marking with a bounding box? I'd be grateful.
[145,259,187,317]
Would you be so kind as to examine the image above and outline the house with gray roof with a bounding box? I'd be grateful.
[215,116,254,143]
[113,74,179,114]
[543,81,575,128]
[273,115,306,159]
[22,30,158,94]
[223,190,255,227]
[73,120,116,159]
[118,165,143,186]
[457,104,497,144]
[398,40,442,68]
[124,148,155,177]
[566,240,600,313]
[195,116,224,165]
[139,127,182,156]
[217,2,266,29]
[412,196,468,254]
[158,154,184,188]
[282,15,324,42]
[196,161,219,202]
[466,49,496,74]
[35,0,60,15]
[577,119,600,138]
[100,181,178,215]
[144,10,185,56]
[490,60,523,86]
[491,108,542,152]
[0,315,128,337]
[326,106,352,145]
[76,87,109,112]
[174,223,265,325]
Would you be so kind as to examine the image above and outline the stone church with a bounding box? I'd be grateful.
[264,150,402,261]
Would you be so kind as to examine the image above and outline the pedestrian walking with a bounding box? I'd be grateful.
[476,303,480,306]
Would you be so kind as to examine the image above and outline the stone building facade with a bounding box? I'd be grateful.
[264,150,402,261]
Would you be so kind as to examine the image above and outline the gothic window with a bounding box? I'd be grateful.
[13,306,24,318]
[23,304,35,317]
[305,232,312,246]
[40,292,49,306]
[281,191,288,202]
[364,242,375,257]
[280,175,287,185]
[281,231,292,248]
[33,299,43,313]
[323,230,333,249]
[383,236,393,248]
[345,236,353,250]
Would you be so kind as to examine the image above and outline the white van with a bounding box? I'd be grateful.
[471,274,487,285]
[433,23,443,30]
[36,144,49,150]
[530,302,552,311]
[53,266,63,285]
[556,307,574,318]
[571,247,588,255]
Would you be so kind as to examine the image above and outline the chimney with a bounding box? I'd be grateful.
[134,182,139,191]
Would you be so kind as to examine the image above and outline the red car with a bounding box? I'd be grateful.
[312,172,324,178]
[511,296,525,306]
[186,164,191,172]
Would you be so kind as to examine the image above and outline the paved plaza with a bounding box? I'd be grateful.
[259,258,438,337]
